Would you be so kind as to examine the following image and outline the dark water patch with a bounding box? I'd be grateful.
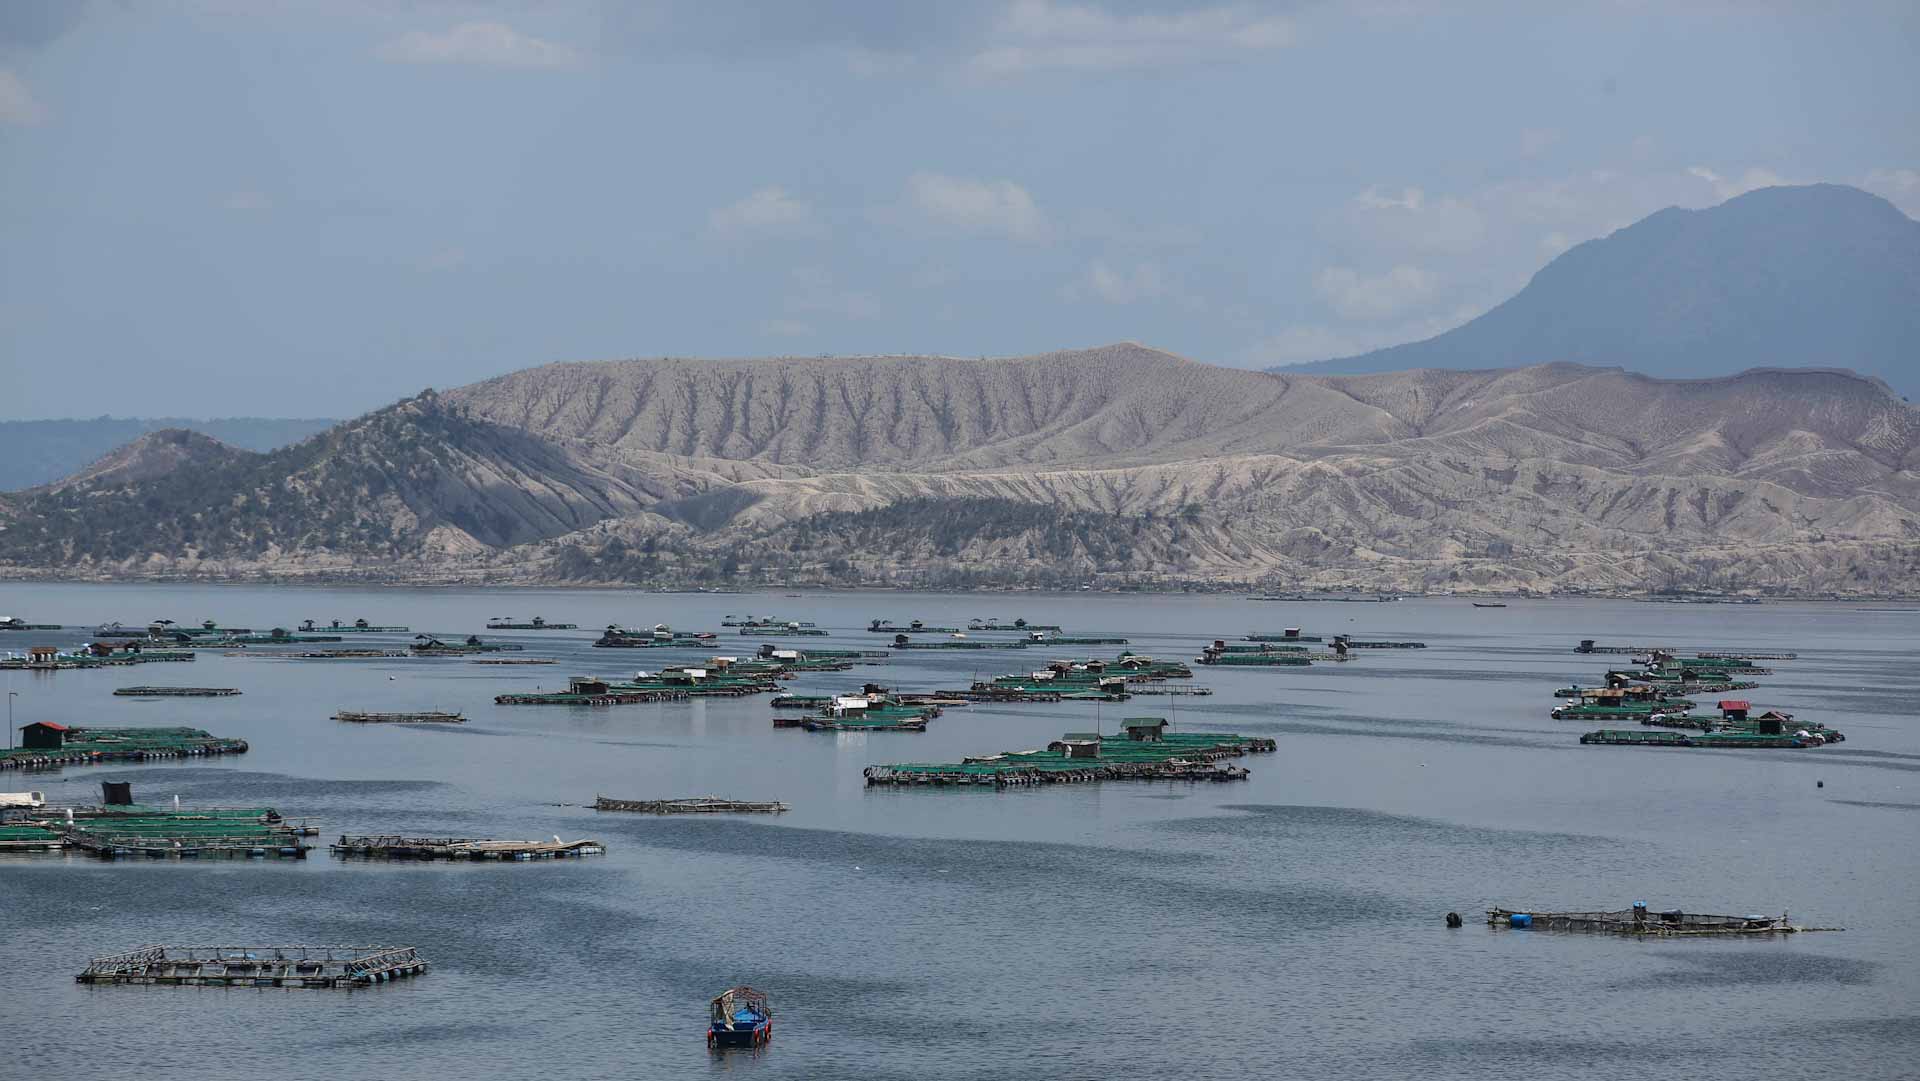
[77,768,447,800]
[1250,719,1567,749]
[1611,950,1876,990]
[1156,803,1623,852]
[1405,1035,1712,1067]
[1828,799,1920,811]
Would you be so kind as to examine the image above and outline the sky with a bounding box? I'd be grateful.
[1,1,1916,420]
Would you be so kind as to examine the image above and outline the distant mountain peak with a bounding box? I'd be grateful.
[1277,183,1920,395]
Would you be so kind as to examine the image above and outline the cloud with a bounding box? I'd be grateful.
[1348,186,1484,253]
[1314,265,1437,321]
[1081,260,1169,304]
[710,187,819,236]
[375,22,581,69]
[1862,167,1920,218]
[1686,164,1788,201]
[0,68,46,125]
[907,172,1046,240]
[786,266,881,321]
[222,190,272,212]
[762,318,815,338]
[974,1,1295,73]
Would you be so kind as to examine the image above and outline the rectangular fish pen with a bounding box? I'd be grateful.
[329,835,604,860]
[594,796,789,814]
[1487,906,1824,935]
[866,730,1276,789]
[59,808,310,859]
[114,686,243,697]
[331,710,467,723]
[77,945,428,987]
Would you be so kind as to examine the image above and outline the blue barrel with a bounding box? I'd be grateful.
[1509,913,1533,929]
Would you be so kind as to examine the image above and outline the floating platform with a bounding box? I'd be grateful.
[329,835,604,860]
[1575,640,1797,660]
[300,620,410,633]
[1343,639,1427,649]
[1198,651,1310,666]
[77,945,427,988]
[484,617,578,630]
[1126,685,1214,696]
[472,658,558,665]
[1488,905,1830,936]
[1,650,195,670]
[2,726,248,772]
[1026,635,1130,645]
[332,710,466,724]
[866,728,1275,789]
[410,637,522,654]
[868,621,959,633]
[1244,631,1322,643]
[1579,728,1840,748]
[0,621,61,631]
[56,806,308,859]
[968,620,1061,632]
[242,648,408,659]
[114,686,242,697]
[742,626,829,636]
[891,637,1027,650]
[594,796,788,815]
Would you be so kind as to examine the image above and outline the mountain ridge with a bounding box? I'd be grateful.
[1276,184,1920,396]
[4,350,1916,594]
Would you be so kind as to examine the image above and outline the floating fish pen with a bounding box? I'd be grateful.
[742,626,829,636]
[723,616,816,628]
[594,628,704,648]
[0,620,61,631]
[800,715,927,732]
[1198,650,1310,666]
[594,796,788,815]
[484,617,578,630]
[890,635,1027,650]
[332,710,467,724]
[114,686,242,697]
[868,620,959,633]
[197,633,344,646]
[77,945,427,988]
[770,694,834,709]
[2,649,196,671]
[799,648,890,661]
[251,648,408,660]
[494,677,692,706]
[0,823,65,851]
[1244,630,1322,643]
[968,620,1061,632]
[1127,684,1214,696]
[57,807,309,859]
[865,727,1276,789]
[940,687,1066,703]
[2,725,248,772]
[1574,640,1796,660]
[1342,638,1427,649]
[410,636,522,655]
[1580,726,1843,748]
[1550,702,1688,721]
[300,619,410,633]
[329,835,604,860]
[473,658,558,665]
[1026,634,1130,645]
[1488,903,1826,936]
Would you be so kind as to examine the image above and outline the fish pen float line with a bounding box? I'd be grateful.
[594,796,789,815]
[76,945,429,988]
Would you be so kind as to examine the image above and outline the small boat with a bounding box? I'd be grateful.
[1472,602,1507,608]
[708,986,773,1049]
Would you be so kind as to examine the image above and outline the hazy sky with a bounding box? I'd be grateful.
[2,1,1915,419]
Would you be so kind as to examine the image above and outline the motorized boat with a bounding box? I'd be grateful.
[708,986,772,1049]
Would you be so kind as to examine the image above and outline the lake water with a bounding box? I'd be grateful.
[1,585,1916,1081]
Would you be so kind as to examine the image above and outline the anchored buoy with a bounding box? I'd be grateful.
[1816,780,1824,788]
[1445,912,1463,928]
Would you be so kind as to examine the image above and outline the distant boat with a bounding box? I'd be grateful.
[1472,602,1508,608]
[708,986,772,1049]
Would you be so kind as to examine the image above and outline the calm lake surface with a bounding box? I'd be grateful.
[2,585,1916,1081]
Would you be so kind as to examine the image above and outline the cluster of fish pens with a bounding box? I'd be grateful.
[77,945,428,988]
[1553,642,1845,749]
